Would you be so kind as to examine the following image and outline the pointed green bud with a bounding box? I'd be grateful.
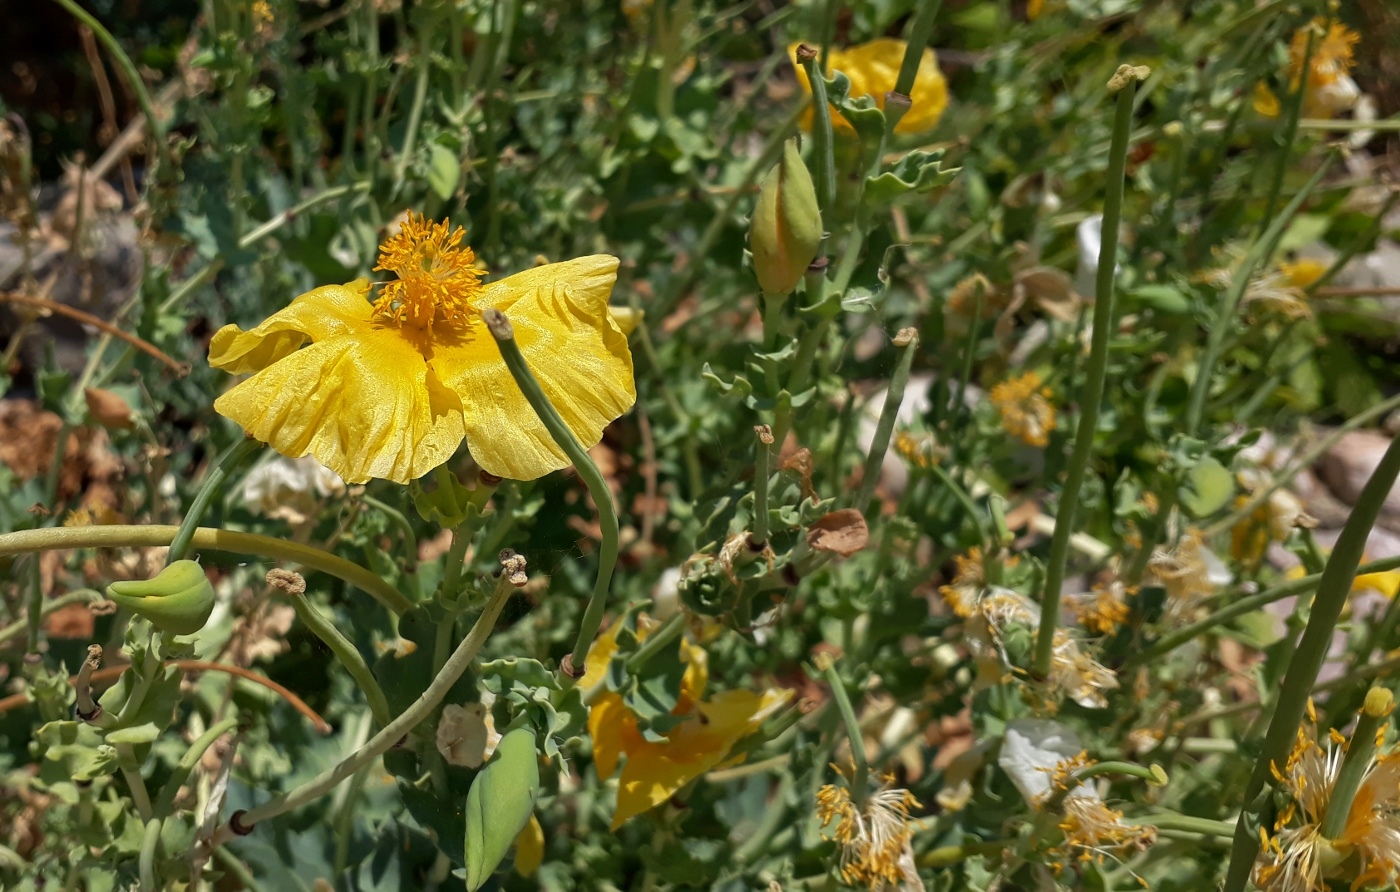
[463,727,541,891]
[106,560,216,636]
[750,138,822,296]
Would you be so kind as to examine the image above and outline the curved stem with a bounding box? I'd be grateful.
[210,572,515,844]
[0,525,412,616]
[48,0,171,170]
[137,816,161,892]
[154,717,240,818]
[168,439,261,564]
[1035,74,1137,680]
[286,593,391,728]
[0,589,100,647]
[821,658,868,803]
[481,310,619,680]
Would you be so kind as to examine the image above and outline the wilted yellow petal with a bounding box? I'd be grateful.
[214,328,465,484]
[431,255,635,481]
[209,281,375,375]
[610,688,790,829]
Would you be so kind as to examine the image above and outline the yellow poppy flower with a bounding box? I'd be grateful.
[789,38,949,136]
[208,214,636,484]
[583,618,791,829]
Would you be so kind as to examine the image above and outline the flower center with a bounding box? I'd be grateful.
[372,213,482,330]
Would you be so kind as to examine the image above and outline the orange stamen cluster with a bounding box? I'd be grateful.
[815,777,921,890]
[373,213,481,330]
[990,371,1056,448]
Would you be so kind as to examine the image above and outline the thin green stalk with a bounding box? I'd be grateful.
[1042,761,1164,813]
[481,309,619,680]
[1035,69,1141,681]
[734,774,793,863]
[392,37,432,196]
[49,0,171,170]
[0,525,413,616]
[1257,25,1314,231]
[233,181,372,253]
[893,1,938,97]
[439,480,497,599]
[821,657,868,802]
[1206,390,1400,538]
[168,439,261,564]
[925,463,989,545]
[360,494,418,574]
[212,570,517,843]
[0,589,100,648]
[44,420,73,509]
[1184,156,1334,433]
[1221,434,1400,892]
[1307,189,1400,294]
[287,592,391,728]
[853,330,919,512]
[1122,555,1400,668]
[626,612,686,673]
[1127,814,1237,838]
[1319,689,1392,839]
[797,48,836,214]
[753,425,773,545]
[154,717,240,818]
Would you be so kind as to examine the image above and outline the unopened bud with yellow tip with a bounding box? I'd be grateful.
[1364,686,1394,719]
[105,560,216,636]
[749,138,822,296]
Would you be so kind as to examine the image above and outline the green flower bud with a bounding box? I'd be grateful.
[750,138,822,296]
[106,560,216,636]
[463,727,540,891]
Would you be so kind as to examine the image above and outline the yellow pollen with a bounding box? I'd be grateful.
[372,213,482,330]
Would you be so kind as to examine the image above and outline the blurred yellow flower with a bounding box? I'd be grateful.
[512,814,544,877]
[209,214,635,484]
[790,39,948,135]
[1254,19,1361,120]
[583,618,790,829]
[1279,258,1328,289]
[990,371,1056,448]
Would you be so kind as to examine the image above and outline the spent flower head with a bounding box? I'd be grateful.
[816,769,925,891]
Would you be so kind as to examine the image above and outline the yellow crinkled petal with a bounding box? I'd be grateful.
[587,691,633,781]
[431,255,636,481]
[789,39,948,136]
[610,689,792,829]
[208,281,375,375]
[214,328,465,484]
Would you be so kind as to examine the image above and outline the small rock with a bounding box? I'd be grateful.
[1316,430,1400,518]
